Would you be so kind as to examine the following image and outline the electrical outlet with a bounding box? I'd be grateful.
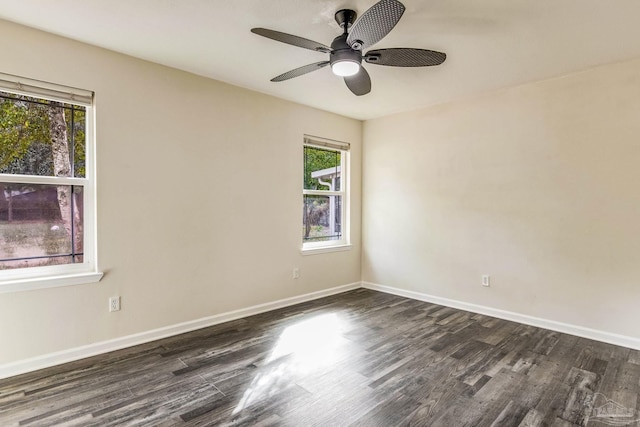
[482,275,490,287]
[109,296,121,312]
[292,268,300,279]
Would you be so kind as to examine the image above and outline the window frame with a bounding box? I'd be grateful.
[0,73,102,293]
[302,135,351,254]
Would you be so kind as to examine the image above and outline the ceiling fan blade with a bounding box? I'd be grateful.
[344,67,371,96]
[251,28,331,53]
[364,48,446,67]
[271,61,330,82]
[346,0,405,51]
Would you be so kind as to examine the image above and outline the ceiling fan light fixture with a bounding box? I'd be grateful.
[329,42,362,77]
[331,60,360,76]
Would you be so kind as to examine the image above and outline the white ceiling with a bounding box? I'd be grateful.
[1,0,640,120]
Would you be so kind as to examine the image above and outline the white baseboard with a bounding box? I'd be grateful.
[0,282,361,380]
[362,281,640,351]
[5,280,638,380]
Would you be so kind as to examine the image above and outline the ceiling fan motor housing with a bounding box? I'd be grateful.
[330,33,362,68]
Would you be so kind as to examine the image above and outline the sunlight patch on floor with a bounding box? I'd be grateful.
[233,312,348,415]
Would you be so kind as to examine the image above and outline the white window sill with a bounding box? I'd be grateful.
[0,272,104,294]
[301,244,352,256]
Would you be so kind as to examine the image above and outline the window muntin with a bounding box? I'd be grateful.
[303,138,349,249]
[0,74,96,285]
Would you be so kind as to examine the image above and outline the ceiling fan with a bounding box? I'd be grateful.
[251,0,446,96]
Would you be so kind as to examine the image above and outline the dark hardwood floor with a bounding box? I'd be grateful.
[1,289,639,426]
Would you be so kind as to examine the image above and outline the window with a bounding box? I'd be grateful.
[303,136,350,252]
[0,73,101,291]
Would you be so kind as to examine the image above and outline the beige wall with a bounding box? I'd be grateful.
[0,20,362,365]
[363,57,640,338]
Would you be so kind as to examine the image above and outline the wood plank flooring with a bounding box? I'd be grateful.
[1,289,639,426]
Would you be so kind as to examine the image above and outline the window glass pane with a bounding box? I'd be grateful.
[0,91,86,178]
[304,146,341,191]
[70,107,86,178]
[303,195,342,242]
[0,183,83,270]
